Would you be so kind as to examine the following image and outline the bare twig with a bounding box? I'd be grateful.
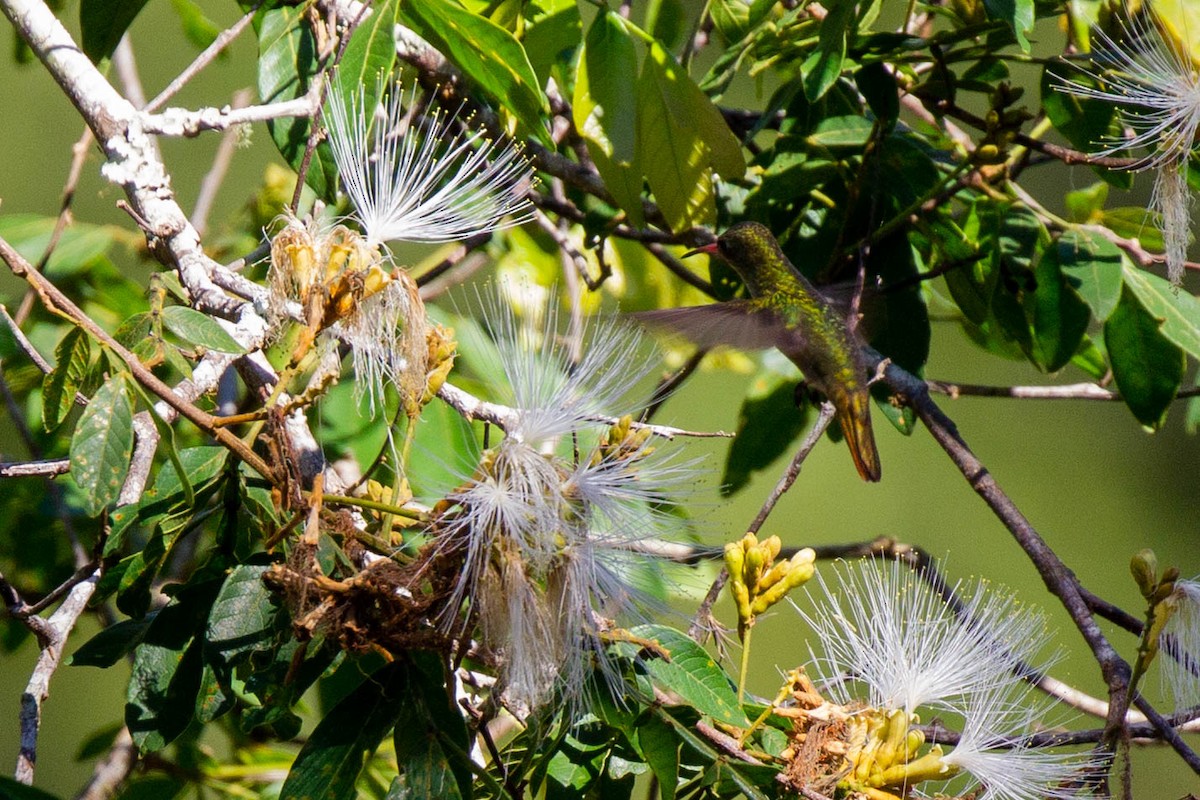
[14,571,98,783]
[930,378,1200,401]
[74,727,136,800]
[748,402,838,536]
[143,4,259,112]
[1131,694,1200,772]
[0,459,71,478]
[436,381,731,440]
[688,403,837,643]
[641,348,708,423]
[193,89,253,236]
[140,91,322,137]
[13,126,94,327]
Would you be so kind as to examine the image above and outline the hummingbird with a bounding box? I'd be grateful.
[637,221,881,482]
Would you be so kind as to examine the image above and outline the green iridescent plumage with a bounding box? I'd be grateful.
[637,221,880,482]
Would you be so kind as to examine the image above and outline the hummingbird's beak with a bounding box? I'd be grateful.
[682,242,720,259]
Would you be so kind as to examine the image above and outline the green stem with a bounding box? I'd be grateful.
[736,623,753,705]
[320,493,427,521]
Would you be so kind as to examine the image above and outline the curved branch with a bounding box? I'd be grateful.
[874,349,1140,761]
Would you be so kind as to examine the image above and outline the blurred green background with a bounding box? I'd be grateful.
[1,1,1197,797]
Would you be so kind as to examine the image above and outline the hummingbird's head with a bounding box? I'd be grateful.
[714,222,781,268]
[683,222,784,295]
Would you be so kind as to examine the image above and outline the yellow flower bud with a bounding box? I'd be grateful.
[1132,549,1160,599]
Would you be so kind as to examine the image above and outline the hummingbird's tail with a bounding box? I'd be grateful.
[837,394,881,482]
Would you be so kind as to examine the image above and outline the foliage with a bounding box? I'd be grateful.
[1,0,1199,799]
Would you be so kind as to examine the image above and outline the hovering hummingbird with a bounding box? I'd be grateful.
[637,221,881,482]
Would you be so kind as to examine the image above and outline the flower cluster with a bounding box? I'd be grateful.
[784,558,1094,800]
[1053,8,1200,285]
[266,76,534,410]
[432,291,702,712]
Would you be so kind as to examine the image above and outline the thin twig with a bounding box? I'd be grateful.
[0,459,71,478]
[15,571,98,784]
[747,402,837,535]
[436,381,731,440]
[14,127,94,327]
[0,235,274,480]
[143,4,260,113]
[688,403,837,643]
[1131,694,1200,772]
[640,348,708,423]
[193,89,253,237]
[74,727,136,800]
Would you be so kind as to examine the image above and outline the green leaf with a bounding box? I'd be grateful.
[649,708,772,800]
[70,375,134,516]
[709,0,774,44]
[636,714,679,800]
[1029,236,1091,371]
[80,0,148,62]
[196,662,235,724]
[391,658,470,800]
[0,214,117,279]
[631,625,749,727]
[335,0,398,111]
[1104,285,1184,429]
[1064,182,1109,224]
[984,0,1034,50]
[1121,265,1200,359]
[145,446,228,505]
[160,306,246,354]
[258,5,338,200]
[205,565,278,665]
[637,41,744,232]
[395,654,473,799]
[723,371,807,496]
[1041,64,1117,157]
[574,12,645,227]
[802,0,854,102]
[126,586,219,753]
[523,1,581,89]
[1055,230,1123,321]
[127,636,203,753]
[69,614,156,667]
[42,327,90,431]
[281,661,411,800]
[1099,207,1164,251]
[397,0,550,147]
[854,63,900,126]
[806,115,874,149]
[168,0,221,50]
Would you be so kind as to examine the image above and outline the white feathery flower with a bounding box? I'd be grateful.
[1159,577,1200,712]
[434,291,703,711]
[324,79,535,247]
[794,557,1094,800]
[795,558,1049,716]
[1052,10,1200,285]
[485,285,659,445]
[939,681,1096,800]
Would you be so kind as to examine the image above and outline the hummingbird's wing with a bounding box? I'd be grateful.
[632,301,802,353]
